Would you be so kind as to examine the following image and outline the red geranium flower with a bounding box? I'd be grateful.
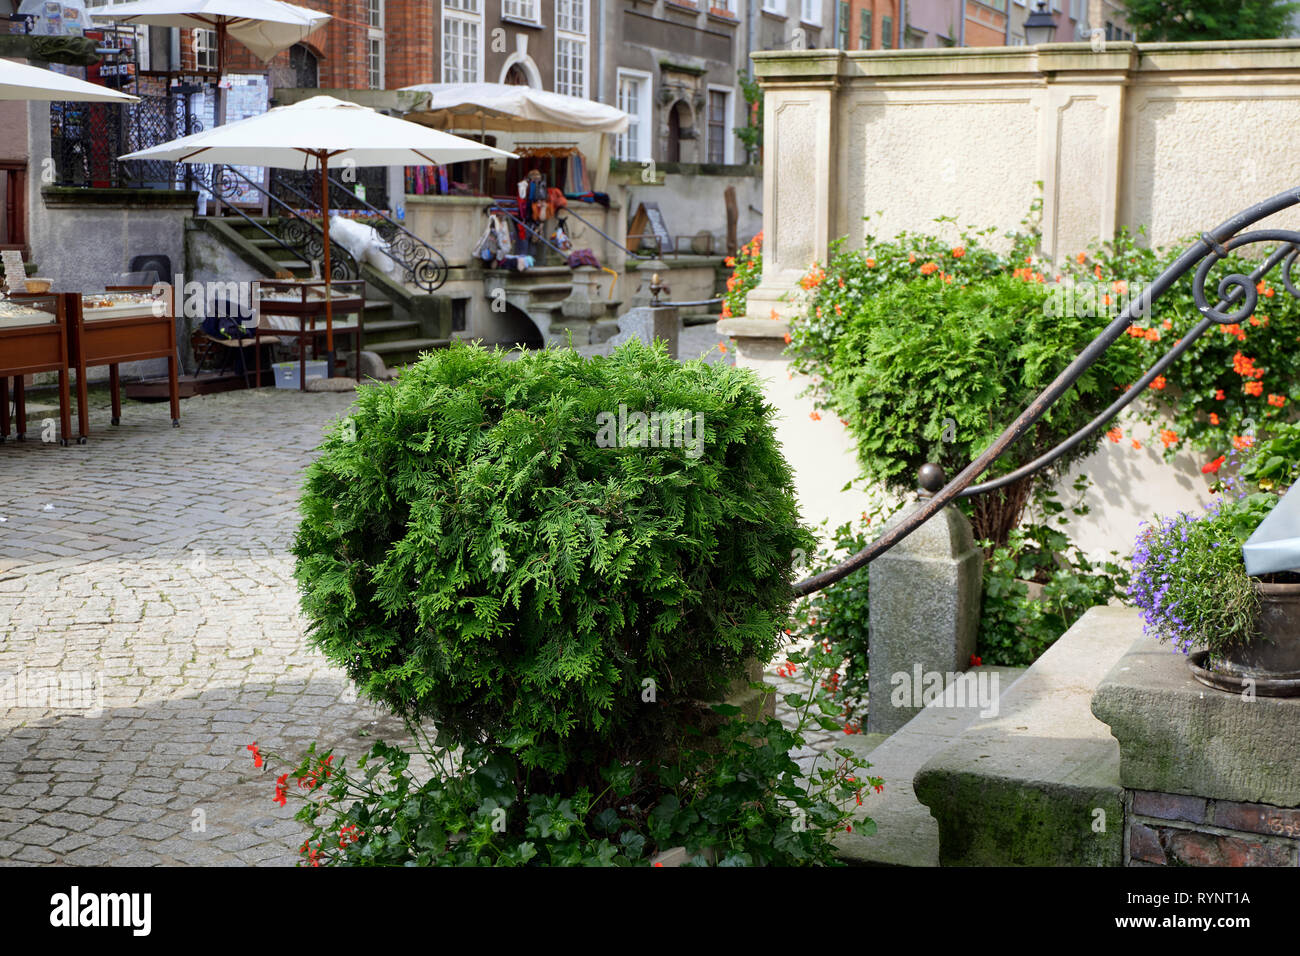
[1201,456,1226,474]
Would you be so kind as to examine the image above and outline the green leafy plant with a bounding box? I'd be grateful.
[808,269,1146,547]
[978,476,1131,667]
[1129,491,1280,656]
[247,638,882,867]
[1234,419,1300,491]
[721,230,763,318]
[1061,228,1300,465]
[735,69,763,163]
[293,339,813,791]
[1119,0,1299,42]
[789,496,904,724]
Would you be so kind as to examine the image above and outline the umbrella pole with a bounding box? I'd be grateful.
[322,153,334,363]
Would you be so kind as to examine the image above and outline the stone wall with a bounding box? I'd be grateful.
[1094,634,1300,868]
[746,41,1300,322]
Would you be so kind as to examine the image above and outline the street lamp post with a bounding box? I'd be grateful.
[1024,1,1057,46]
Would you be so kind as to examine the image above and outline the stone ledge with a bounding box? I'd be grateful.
[1091,634,1300,807]
[753,40,1300,84]
[716,317,790,339]
[42,187,199,210]
[912,605,1136,866]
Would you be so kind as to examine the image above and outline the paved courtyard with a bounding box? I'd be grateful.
[0,329,839,867]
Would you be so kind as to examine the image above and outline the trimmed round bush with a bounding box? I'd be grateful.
[293,340,812,779]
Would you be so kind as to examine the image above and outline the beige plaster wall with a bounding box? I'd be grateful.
[749,40,1300,317]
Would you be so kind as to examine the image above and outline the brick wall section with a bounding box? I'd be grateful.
[1126,790,1300,867]
[173,0,364,87]
[385,1,437,89]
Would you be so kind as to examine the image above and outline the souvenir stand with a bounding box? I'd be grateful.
[66,286,181,439]
[0,293,74,445]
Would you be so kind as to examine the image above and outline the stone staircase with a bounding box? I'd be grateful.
[202,216,449,368]
[835,604,1138,866]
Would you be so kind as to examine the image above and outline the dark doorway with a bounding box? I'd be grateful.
[0,163,27,251]
[504,64,529,86]
[289,44,319,88]
[667,102,689,163]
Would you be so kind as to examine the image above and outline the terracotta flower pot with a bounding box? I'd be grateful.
[1188,581,1300,696]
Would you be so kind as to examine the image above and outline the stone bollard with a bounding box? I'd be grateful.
[866,465,983,735]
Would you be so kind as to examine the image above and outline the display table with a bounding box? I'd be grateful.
[0,294,74,445]
[254,279,366,391]
[67,287,180,440]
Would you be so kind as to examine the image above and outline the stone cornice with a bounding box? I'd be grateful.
[752,40,1300,88]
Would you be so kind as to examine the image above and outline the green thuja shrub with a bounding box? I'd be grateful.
[293,340,814,787]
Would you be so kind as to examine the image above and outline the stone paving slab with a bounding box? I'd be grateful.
[0,388,412,866]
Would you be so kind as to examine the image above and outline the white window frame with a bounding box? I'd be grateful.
[615,68,652,163]
[367,0,384,90]
[554,0,588,99]
[711,0,736,12]
[503,0,539,23]
[194,28,217,71]
[762,0,786,14]
[556,0,587,36]
[800,0,820,25]
[442,1,483,84]
[706,85,734,165]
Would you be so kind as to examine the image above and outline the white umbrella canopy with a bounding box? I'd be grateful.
[402,82,630,135]
[90,0,330,64]
[120,96,515,353]
[0,57,139,102]
[120,95,518,168]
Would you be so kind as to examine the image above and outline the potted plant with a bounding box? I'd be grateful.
[1130,427,1300,696]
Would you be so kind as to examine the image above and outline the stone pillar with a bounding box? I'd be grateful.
[1036,46,1134,265]
[745,51,843,321]
[867,477,984,736]
[716,316,876,541]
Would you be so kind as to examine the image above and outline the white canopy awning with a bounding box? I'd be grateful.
[0,57,138,103]
[90,0,330,63]
[119,94,516,169]
[402,82,629,136]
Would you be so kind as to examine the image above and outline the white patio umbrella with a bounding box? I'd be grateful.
[91,0,329,126]
[90,0,330,71]
[0,57,138,102]
[120,95,515,354]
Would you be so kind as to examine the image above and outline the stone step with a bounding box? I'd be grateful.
[835,664,1025,867]
[366,337,449,368]
[504,281,573,293]
[908,604,1136,866]
[362,318,419,346]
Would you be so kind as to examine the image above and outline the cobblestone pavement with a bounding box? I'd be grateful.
[0,329,814,868]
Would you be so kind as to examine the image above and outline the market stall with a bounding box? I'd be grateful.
[254,279,366,390]
[0,294,74,445]
[67,287,181,439]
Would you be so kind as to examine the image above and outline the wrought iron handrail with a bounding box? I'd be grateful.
[189,173,306,267]
[558,205,654,261]
[216,165,360,283]
[795,187,1300,596]
[323,174,449,291]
